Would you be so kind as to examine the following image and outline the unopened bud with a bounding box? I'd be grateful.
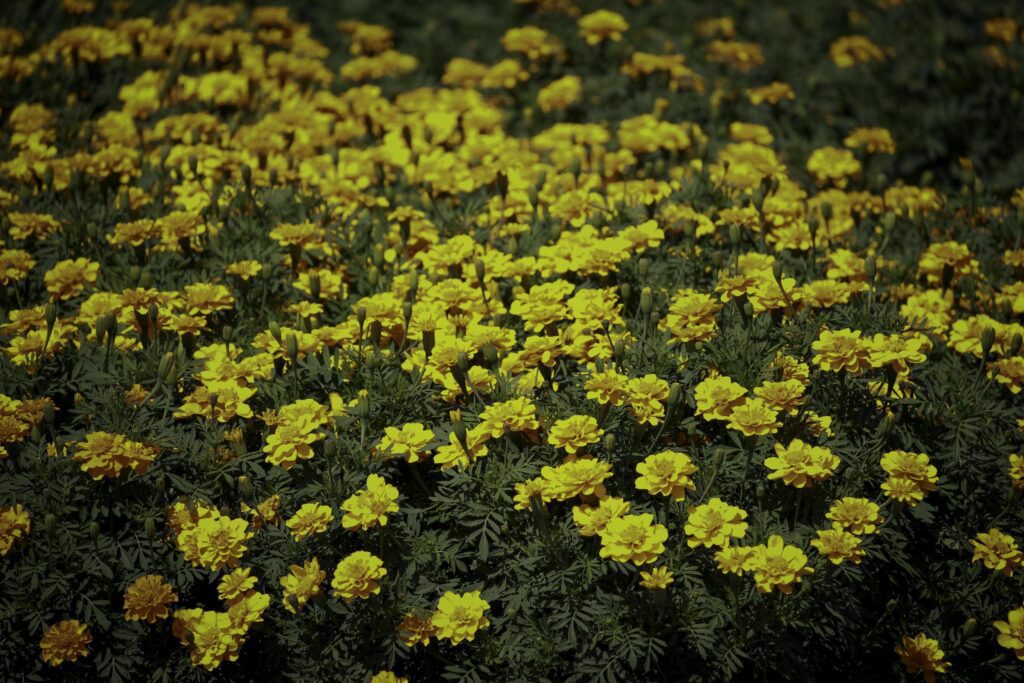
[864,256,877,282]
[90,521,100,543]
[667,383,682,408]
[728,223,741,246]
[238,475,253,497]
[268,321,282,344]
[285,334,299,362]
[45,303,57,331]
[144,517,157,540]
[981,326,996,358]
[640,287,653,316]
[963,618,978,638]
[45,513,56,536]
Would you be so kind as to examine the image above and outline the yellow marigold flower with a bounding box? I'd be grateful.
[745,535,814,593]
[826,497,884,535]
[881,476,930,506]
[685,498,748,548]
[44,257,99,300]
[71,431,158,480]
[286,502,334,541]
[175,381,256,423]
[694,375,747,420]
[844,126,896,154]
[639,566,674,590]
[398,609,436,647]
[626,374,670,426]
[541,458,613,500]
[635,450,698,500]
[918,240,978,285]
[598,513,668,565]
[331,551,386,601]
[172,608,242,671]
[280,557,325,614]
[726,397,781,437]
[123,575,178,623]
[970,528,1023,576]
[0,503,31,555]
[1009,454,1024,491]
[765,439,840,488]
[869,333,928,373]
[995,605,1024,660]
[176,512,252,571]
[547,414,603,455]
[715,545,755,575]
[812,328,872,374]
[578,9,629,46]
[538,75,582,112]
[218,568,257,605]
[434,427,490,470]
[584,368,631,406]
[989,357,1024,394]
[706,39,765,71]
[880,450,938,491]
[371,672,408,683]
[431,590,491,645]
[225,259,262,280]
[895,633,950,682]
[341,474,399,531]
[39,619,91,666]
[572,496,630,536]
[753,379,806,414]
[478,397,540,439]
[242,495,281,528]
[513,477,553,511]
[377,422,434,462]
[746,81,795,105]
[262,414,325,469]
[807,146,862,188]
[810,524,865,565]
[830,35,887,68]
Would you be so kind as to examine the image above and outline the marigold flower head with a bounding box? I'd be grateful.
[765,439,840,488]
[572,496,630,536]
[635,450,698,500]
[685,498,748,548]
[578,10,629,46]
[40,619,91,666]
[541,457,613,500]
[598,513,668,565]
[745,535,814,593]
[826,497,884,535]
[430,591,491,644]
[726,397,781,437]
[694,375,747,420]
[811,524,865,565]
[218,567,257,605]
[280,557,325,614]
[341,474,399,531]
[286,502,334,541]
[970,528,1023,576]
[124,575,178,623]
[331,551,386,601]
[995,605,1024,660]
[547,414,603,455]
[478,397,540,439]
[0,503,31,555]
[895,633,950,682]
[639,566,674,590]
[812,328,872,374]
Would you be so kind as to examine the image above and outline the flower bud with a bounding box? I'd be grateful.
[619,283,632,305]
[407,270,420,301]
[144,517,157,540]
[981,326,996,358]
[728,223,741,246]
[638,258,651,279]
[422,329,435,359]
[268,321,282,344]
[640,287,653,316]
[963,618,978,638]
[90,522,100,543]
[238,475,253,497]
[667,383,682,408]
[45,513,56,536]
[285,334,299,363]
[45,303,57,331]
[1010,333,1022,358]
[604,434,616,453]
[864,256,877,283]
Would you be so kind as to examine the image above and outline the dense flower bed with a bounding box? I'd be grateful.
[2,1,1024,681]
